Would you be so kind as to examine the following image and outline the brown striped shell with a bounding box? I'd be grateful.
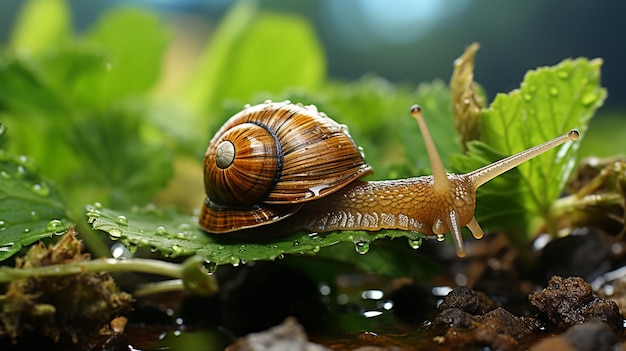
[199,101,373,233]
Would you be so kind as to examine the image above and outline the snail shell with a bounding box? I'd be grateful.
[200,101,372,233]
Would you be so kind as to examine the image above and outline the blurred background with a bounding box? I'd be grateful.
[1,0,625,111]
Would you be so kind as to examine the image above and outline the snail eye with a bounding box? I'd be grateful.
[216,140,235,169]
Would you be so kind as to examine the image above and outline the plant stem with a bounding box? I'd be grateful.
[1,258,182,282]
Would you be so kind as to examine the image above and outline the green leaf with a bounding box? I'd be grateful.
[82,7,169,106]
[86,204,426,269]
[0,150,72,261]
[67,105,174,209]
[453,58,606,235]
[10,0,71,54]
[184,1,325,123]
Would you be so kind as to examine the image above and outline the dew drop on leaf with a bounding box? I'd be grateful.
[582,92,598,106]
[230,256,241,266]
[0,171,10,179]
[155,226,167,235]
[436,234,445,242]
[109,228,122,238]
[204,261,217,274]
[45,219,64,232]
[177,223,191,231]
[0,242,15,252]
[31,183,50,197]
[0,220,7,229]
[171,244,183,254]
[549,86,559,96]
[115,215,128,226]
[522,93,532,102]
[408,238,422,250]
[557,70,569,79]
[128,243,138,254]
[355,241,370,255]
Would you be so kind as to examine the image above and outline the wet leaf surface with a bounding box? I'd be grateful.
[87,204,426,267]
[0,151,72,261]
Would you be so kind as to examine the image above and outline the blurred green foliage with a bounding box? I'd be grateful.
[0,0,606,273]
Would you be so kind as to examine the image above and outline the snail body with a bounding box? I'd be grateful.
[199,101,579,257]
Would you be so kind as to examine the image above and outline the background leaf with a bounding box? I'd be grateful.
[0,7,173,213]
[83,7,169,106]
[0,150,72,261]
[9,0,70,54]
[452,58,606,235]
[184,1,325,130]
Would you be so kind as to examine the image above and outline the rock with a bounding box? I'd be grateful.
[226,317,330,351]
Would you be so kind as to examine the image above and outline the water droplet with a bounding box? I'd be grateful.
[155,226,167,235]
[204,261,217,274]
[292,240,300,247]
[239,244,247,253]
[46,219,64,233]
[0,171,10,179]
[522,93,532,102]
[23,228,30,233]
[115,215,128,226]
[529,85,537,92]
[436,234,445,242]
[171,244,183,254]
[408,238,422,250]
[177,223,191,231]
[31,183,50,197]
[127,244,138,254]
[0,220,7,229]
[217,245,225,250]
[0,242,15,252]
[109,228,122,238]
[94,202,103,209]
[557,70,569,79]
[355,241,370,255]
[549,86,559,96]
[581,92,598,106]
[312,246,321,253]
[230,256,241,266]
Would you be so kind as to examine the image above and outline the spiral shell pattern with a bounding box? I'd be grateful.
[200,101,372,233]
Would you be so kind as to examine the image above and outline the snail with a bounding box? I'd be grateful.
[199,100,579,257]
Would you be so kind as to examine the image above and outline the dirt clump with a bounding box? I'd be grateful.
[529,275,623,333]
